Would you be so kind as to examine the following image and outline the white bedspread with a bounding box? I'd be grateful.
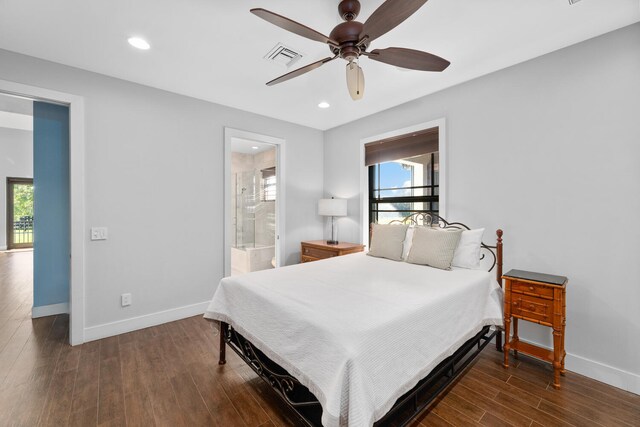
[205,253,503,427]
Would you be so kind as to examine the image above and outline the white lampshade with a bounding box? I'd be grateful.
[318,198,347,217]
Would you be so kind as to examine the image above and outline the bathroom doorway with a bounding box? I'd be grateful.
[224,128,285,277]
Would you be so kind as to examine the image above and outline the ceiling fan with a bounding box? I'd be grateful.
[251,0,450,100]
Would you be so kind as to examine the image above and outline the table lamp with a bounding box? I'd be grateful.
[318,198,347,245]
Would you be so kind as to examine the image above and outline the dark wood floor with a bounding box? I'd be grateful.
[1,251,639,426]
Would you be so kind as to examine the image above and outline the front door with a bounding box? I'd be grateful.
[6,177,34,249]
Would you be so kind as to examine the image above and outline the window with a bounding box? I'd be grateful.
[261,167,276,201]
[366,127,439,225]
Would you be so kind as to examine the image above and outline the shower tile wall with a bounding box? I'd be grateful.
[254,149,275,247]
[254,149,275,171]
[231,152,252,248]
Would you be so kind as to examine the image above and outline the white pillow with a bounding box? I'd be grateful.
[451,228,485,270]
[401,226,415,261]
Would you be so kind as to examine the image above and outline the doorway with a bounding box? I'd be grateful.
[0,94,70,319]
[224,128,286,277]
[6,177,34,249]
[230,140,277,276]
[0,79,85,345]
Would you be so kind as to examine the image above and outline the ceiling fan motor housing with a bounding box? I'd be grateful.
[338,0,361,21]
[331,0,366,61]
[329,21,364,60]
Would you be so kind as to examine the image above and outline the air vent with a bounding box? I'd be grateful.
[264,43,303,68]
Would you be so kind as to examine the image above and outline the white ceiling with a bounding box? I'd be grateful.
[0,1,637,130]
[231,137,275,155]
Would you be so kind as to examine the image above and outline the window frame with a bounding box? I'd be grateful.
[262,174,277,202]
[359,119,446,247]
[368,152,439,226]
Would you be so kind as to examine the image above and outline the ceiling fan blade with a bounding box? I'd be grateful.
[251,8,338,46]
[368,47,450,71]
[361,0,428,44]
[266,56,338,86]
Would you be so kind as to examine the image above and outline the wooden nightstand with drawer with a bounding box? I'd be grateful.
[300,241,365,263]
[502,269,568,389]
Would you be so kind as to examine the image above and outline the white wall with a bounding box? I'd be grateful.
[0,49,324,337]
[0,127,33,250]
[324,23,640,393]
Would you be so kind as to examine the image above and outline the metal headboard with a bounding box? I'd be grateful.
[382,212,503,278]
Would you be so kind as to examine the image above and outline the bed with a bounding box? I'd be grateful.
[205,214,504,427]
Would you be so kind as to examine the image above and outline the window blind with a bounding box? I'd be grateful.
[364,127,438,166]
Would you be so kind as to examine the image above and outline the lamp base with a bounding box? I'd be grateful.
[326,240,339,245]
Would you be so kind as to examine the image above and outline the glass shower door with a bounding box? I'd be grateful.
[235,171,257,248]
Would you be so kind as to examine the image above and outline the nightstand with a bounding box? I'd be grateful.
[502,269,568,389]
[300,240,365,263]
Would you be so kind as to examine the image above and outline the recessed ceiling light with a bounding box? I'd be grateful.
[252,146,259,150]
[128,37,150,50]
[318,102,330,109]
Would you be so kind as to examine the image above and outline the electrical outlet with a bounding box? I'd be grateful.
[90,227,108,241]
[121,293,132,307]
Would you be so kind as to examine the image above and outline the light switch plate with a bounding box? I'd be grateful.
[90,227,108,241]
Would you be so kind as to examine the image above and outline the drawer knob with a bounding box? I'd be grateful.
[304,249,308,253]
[529,304,535,310]
[513,302,519,307]
[529,286,534,291]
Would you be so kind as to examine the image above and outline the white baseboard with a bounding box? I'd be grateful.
[566,352,640,395]
[0,246,7,251]
[32,302,69,318]
[501,335,640,395]
[83,301,210,343]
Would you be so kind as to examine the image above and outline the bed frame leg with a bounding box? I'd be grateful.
[495,229,504,352]
[219,321,227,365]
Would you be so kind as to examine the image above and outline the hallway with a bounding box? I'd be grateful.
[0,250,35,383]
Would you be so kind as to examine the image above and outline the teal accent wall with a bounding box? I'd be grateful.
[33,101,70,307]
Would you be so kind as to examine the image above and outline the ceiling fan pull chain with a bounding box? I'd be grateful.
[356,59,361,96]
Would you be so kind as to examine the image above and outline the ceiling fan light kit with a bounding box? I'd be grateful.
[251,0,450,100]
[346,61,365,100]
